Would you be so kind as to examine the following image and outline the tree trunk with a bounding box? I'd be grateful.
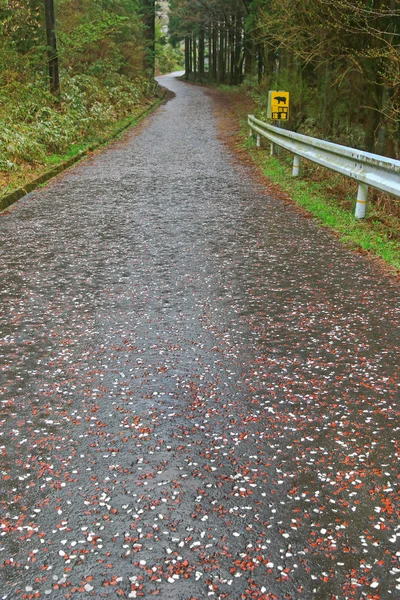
[244,32,256,77]
[257,42,264,83]
[364,79,384,153]
[142,0,155,76]
[213,22,218,81]
[229,15,235,85]
[193,34,197,79]
[218,21,226,83]
[208,22,213,79]
[188,36,192,74]
[44,0,60,95]
[185,35,190,80]
[235,17,243,84]
[199,25,205,77]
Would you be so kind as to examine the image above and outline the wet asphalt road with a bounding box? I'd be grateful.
[0,73,399,599]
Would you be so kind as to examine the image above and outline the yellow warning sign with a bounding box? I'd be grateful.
[267,91,290,120]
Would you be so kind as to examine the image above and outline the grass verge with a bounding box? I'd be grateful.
[246,138,400,272]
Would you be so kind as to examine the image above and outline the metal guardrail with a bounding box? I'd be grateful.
[248,114,400,218]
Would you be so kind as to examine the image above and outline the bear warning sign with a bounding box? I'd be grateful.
[267,91,290,120]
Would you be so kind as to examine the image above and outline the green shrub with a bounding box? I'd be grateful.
[0,71,153,173]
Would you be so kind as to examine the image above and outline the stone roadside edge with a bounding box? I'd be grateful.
[0,90,167,213]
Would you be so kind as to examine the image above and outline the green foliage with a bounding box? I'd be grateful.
[155,20,184,75]
[246,138,400,271]
[56,0,146,78]
[0,71,153,172]
[0,0,43,56]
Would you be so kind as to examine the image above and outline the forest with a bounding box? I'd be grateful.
[170,0,400,158]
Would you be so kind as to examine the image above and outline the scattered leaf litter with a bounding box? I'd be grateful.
[0,74,399,599]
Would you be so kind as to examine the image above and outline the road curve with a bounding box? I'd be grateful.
[0,73,399,599]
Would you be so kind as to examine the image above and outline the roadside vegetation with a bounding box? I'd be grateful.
[0,0,182,199]
[209,82,400,273]
[248,141,400,272]
[155,19,184,76]
[0,75,160,196]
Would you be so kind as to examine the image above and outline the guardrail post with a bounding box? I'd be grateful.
[246,114,400,207]
[249,128,253,139]
[355,183,368,219]
[292,155,301,177]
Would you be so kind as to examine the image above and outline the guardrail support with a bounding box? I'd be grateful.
[247,115,400,211]
[249,128,253,139]
[292,155,301,177]
[355,183,368,219]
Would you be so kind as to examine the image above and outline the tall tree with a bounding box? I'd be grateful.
[142,0,156,75]
[44,0,60,94]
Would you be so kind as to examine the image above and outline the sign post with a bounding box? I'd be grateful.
[44,0,60,95]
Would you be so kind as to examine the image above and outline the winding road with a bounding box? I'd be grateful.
[0,73,399,599]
